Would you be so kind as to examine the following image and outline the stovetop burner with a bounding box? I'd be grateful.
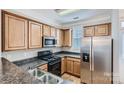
[38,50,61,62]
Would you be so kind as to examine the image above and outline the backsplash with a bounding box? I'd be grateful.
[1,47,62,62]
[62,47,80,53]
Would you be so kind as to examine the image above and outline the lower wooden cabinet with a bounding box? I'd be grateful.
[61,57,81,77]
[61,58,67,74]
[38,64,48,72]
[66,59,74,74]
[73,61,80,76]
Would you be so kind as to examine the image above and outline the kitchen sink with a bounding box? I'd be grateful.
[28,68,63,84]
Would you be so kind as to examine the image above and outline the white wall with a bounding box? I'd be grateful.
[2,47,62,62]
[118,9,124,83]
[111,10,120,83]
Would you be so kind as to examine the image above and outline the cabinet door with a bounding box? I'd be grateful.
[95,24,109,36]
[66,59,73,74]
[51,27,56,37]
[73,61,80,77]
[4,14,28,50]
[84,26,94,37]
[38,64,48,72]
[43,25,51,36]
[61,58,67,74]
[29,21,42,48]
[63,29,72,47]
[56,29,63,47]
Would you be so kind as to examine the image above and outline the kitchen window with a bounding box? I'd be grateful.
[72,25,83,49]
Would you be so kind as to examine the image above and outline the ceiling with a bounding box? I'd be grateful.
[32,9,112,24]
[14,9,112,26]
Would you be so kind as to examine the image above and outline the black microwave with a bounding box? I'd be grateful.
[43,36,57,47]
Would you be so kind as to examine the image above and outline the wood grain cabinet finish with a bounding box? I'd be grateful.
[51,27,56,37]
[73,60,80,77]
[4,14,28,51]
[29,21,42,48]
[84,26,94,37]
[95,24,109,36]
[38,64,48,72]
[63,29,72,47]
[56,29,63,47]
[43,25,51,36]
[66,59,74,74]
[61,58,67,74]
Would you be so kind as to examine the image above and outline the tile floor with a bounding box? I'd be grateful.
[61,73,81,84]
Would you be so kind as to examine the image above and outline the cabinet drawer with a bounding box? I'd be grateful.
[66,57,80,62]
[38,64,48,71]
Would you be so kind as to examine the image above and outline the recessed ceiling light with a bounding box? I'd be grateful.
[55,9,80,16]
[73,17,79,20]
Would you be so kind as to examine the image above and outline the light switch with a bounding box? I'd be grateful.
[121,21,124,28]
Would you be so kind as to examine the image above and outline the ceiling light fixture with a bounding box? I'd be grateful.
[55,9,80,16]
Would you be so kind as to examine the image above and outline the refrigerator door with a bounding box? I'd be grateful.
[92,37,112,84]
[80,37,92,83]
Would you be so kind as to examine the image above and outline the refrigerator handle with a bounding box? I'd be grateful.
[92,45,94,71]
[90,41,92,71]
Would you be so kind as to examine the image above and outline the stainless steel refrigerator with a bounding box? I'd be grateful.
[80,36,113,84]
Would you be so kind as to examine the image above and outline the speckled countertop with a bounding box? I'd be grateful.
[0,58,43,84]
[56,54,80,58]
[0,52,80,84]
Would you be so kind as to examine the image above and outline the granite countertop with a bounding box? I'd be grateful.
[0,58,42,84]
[13,57,48,71]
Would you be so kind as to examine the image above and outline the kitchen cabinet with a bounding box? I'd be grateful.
[61,58,67,74]
[84,23,111,37]
[63,29,72,47]
[73,59,80,76]
[66,58,74,74]
[3,14,28,51]
[56,29,63,47]
[43,25,57,37]
[51,27,56,37]
[95,24,109,36]
[66,57,80,77]
[84,26,94,37]
[38,64,48,72]
[43,25,51,36]
[29,21,42,48]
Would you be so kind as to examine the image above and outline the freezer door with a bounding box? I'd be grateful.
[92,37,112,84]
[80,37,92,83]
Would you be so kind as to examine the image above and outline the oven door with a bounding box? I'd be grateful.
[48,62,61,76]
[43,37,56,47]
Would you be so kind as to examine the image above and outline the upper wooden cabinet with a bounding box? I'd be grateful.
[95,24,109,36]
[63,29,72,47]
[84,23,111,37]
[29,21,42,48]
[51,27,56,37]
[3,14,28,51]
[43,25,51,36]
[56,29,63,47]
[43,25,56,37]
[84,26,94,37]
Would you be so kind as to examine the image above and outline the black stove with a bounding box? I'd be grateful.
[38,50,61,76]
